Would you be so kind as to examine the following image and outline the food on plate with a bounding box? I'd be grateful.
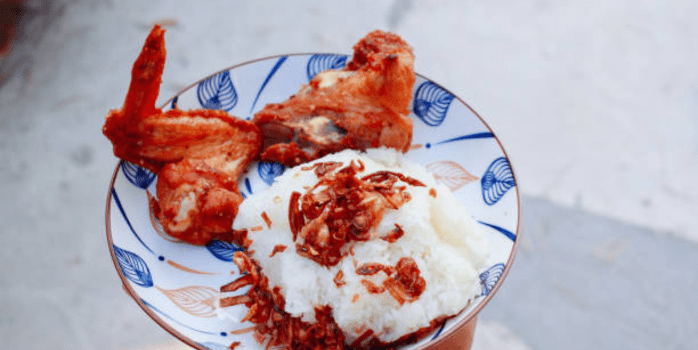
[253,30,415,167]
[102,25,262,245]
[220,149,491,349]
[103,27,417,245]
[105,26,491,349]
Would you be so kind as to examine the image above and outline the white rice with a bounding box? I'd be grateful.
[230,148,491,344]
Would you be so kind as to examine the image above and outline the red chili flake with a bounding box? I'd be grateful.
[356,262,388,276]
[383,257,426,305]
[361,279,386,294]
[269,244,287,258]
[270,285,283,305]
[301,161,345,177]
[315,161,344,177]
[383,277,406,306]
[219,295,253,307]
[429,188,437,198]
[221,274,255,292]
[361,170,426,187]
[250,225,263,232]
[253,332,266,344]
[397,258,426,295]
[288,191,303,241]
[261,211,272,228]
[380,224,404,243]
[350,329,375,348]
[352,293,360,303]
[334,270,346,288]
[228,341,241,349]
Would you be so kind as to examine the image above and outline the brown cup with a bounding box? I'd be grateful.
[427,316,477,350]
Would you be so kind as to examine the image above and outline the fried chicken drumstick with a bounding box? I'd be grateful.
[253,30,416,166]
[103,25,261,245]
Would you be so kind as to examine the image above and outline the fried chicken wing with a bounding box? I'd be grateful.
[103,25,261,245]
[253,30,415,166]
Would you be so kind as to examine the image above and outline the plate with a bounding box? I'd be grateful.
[105,53,520,350]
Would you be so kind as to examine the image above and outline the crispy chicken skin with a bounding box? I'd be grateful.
[253,30,415,166]
[103,25,261,245]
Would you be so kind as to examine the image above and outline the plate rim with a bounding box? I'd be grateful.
[106,52,522,350]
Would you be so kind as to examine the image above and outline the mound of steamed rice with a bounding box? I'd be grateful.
[227,148,491,344]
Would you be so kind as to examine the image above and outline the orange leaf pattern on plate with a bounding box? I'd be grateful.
[156,286,220,318]
[166,259,219,275]
[426,161,479,192]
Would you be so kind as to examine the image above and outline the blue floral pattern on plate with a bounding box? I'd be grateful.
[306,53,348,80]
[106,53,519,350]
[197,70,237,111]
[257,161,285,185]
[113,245,153,287]
[121,161,156,189]
[481,157,516,205]
[205,240,244,262]
[480,263,506,296]
[413,81,454,127]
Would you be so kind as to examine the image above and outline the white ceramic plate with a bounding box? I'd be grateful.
[106,53,520,350]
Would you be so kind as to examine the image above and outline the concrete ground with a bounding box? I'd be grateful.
[1,0,696,349]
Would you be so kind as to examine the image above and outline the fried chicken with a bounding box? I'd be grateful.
[103,25,261,245]
[253,30,415,166]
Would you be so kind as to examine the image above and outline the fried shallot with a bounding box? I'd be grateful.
[289,161,425,267]
[221,252,345,350]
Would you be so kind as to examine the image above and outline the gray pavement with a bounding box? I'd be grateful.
[481,197,698,350]
[2,1,697,349]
